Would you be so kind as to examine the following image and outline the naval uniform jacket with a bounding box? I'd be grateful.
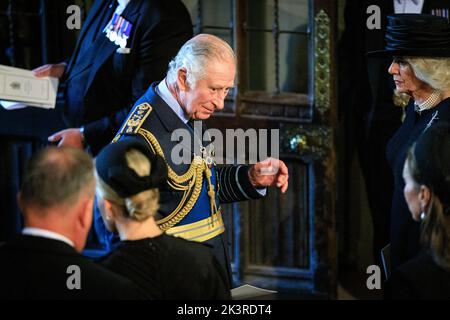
[113,83,265,280]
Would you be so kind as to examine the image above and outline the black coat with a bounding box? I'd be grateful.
[100,233,231,300]
[387,99,450,270]
[338,0,450,265]
[0,235,139,299]
[63,0,193,154]
[386,252,450,299]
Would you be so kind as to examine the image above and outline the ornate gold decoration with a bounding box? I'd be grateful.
[314,10,331,116]
[138,128,203,230]
[138,128,219,231]
[112,102,153,142]
[139,128,196,184]
[289,134,308,151]
[281,124,331,161]
[165,210,225,242]
[111,104,220,235]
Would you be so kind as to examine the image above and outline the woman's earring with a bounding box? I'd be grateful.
[420,212,426,221]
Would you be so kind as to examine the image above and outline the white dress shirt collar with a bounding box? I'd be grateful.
[116,0,131,15]
[22,227,75,248]
[394,0,424,14]
[156,79,190,124]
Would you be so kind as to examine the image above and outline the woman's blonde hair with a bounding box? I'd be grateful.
[405,57,450,91]
[96,148,160,221]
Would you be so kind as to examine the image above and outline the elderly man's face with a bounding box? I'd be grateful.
[388,57,426,95]
[181,58,235,120]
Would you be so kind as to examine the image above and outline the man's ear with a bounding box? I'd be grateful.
[177,68,189,92]
[103,199,115,220]
[419,185,432,212]
[71,194,94,253]
[79,194,94,231]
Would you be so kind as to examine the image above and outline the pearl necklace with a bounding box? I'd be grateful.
[414,90,442,114]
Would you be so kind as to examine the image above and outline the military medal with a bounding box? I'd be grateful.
[199,145,213,167]
[114,17,125,45]
[110,16,123,42]
[189,120,216,167]
[200,131,215,167]
[104,13,119,40]
[104,13,133,48]
[118,19,132,48]
[431,9,450,19]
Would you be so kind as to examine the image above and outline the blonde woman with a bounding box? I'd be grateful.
[95,139,230,300]
[369,14,450,270]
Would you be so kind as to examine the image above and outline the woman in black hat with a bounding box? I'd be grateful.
[369,14,450,271]
[386,123,450,299]
[94,139,230,300]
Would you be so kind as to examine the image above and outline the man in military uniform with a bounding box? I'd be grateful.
[110,34,289,284]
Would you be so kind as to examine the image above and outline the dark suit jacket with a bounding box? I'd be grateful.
[0,235,139,299]
[63,0,192,154]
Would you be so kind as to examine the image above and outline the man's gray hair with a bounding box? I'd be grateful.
[20,147,95,210]
[166,34,236,88]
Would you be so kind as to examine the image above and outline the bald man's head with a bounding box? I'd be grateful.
[20,147,95,213]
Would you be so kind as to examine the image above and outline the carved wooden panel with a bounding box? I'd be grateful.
[245,161,309,268]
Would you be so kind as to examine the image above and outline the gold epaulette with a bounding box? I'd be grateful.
[165,210,225,242]
[112,102,153,143]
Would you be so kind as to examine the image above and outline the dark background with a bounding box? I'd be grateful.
[0,0,92,240]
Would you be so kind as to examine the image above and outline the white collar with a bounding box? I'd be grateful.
[394,0,424,14]
[156,79,190,124]
[116,0,131,15]
[22,227,75,248]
